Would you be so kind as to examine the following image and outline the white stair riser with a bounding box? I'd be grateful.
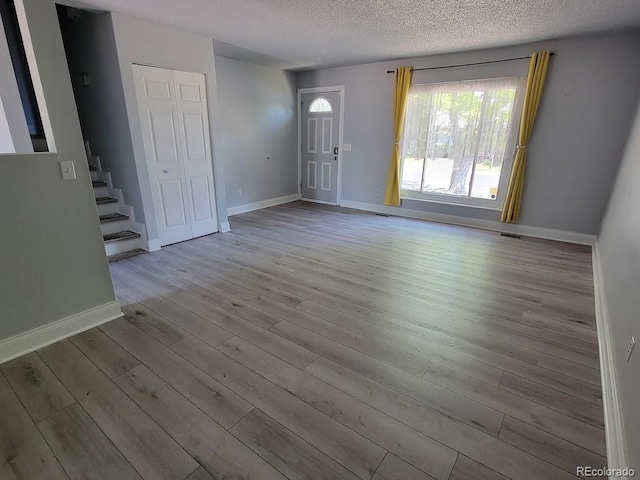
[105,237,143,256]
[101,219,133,235]
[93,186,109,197]
[85,145,144,257]
[96,202,121,216]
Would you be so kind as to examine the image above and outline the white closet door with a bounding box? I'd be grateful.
[133,65,218,246]
[173,70,218,238]
[133,64,192,246]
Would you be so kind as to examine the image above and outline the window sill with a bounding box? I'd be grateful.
[400,191,504,211]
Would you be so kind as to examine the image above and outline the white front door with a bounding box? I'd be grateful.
[300,91,341,204]
[133,65,218,246]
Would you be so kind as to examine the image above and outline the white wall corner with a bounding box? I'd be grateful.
[227,193,301,217]
[592,243,630,475]
[337,199,596,246]
[0,301,123,365]
[220,221,231,232]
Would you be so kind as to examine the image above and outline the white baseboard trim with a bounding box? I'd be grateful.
[227,193,301,217]
[220,221,231,232]
[144,238,161,252]
[338,199,596,246]
[592,243,629,474]
[0,301,123,365]
[301,197,338,206]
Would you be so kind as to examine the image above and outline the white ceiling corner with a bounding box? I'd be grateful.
[63,0,640,70]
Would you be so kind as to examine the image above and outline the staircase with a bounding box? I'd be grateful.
[86,143,146,260]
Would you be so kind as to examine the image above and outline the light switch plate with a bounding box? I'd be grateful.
[60,161,76,180]
[626,336,636,362]
[343,143,352,151]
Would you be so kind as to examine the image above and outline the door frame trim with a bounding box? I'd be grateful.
[297,86,345,206]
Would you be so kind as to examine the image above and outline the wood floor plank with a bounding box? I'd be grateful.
[449,455,509,480]
[101,317,253,429]
[363,309,541,366]
[0,372,67,480]
[232,265,373,318]
[424,364,605,456]
[292,299,504,384]
[170,290,319,369]
[140,296,235,348]
[69,327,140,378]
[113,261,183,298]
[37,340,198,480]
[251,295,432,377]
[176,280,280,329]
[185,467,216,480]
[172,335,387,480]
[299,352,575,480]
[115,365,285,480]
[230,408,362,480]
[230,247,450,321]
[372,453,435,480]
[499,372,604,429]
[271,320,504,436]
[498,416,606,476]
[121,303,190,346]
[537,353,602,386]
[218,336,460,480]
[1,352,74,421]
[223,270,306,307]
[37,403,141,480]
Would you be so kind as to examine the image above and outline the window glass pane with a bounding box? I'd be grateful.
[401,78,518,200]
[309,97,332,113]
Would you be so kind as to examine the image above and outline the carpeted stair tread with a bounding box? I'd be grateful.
[99,213,129,224]
[96,196,118,205]
[103,230,140,244]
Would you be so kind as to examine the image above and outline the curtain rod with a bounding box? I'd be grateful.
[385,53,554,74]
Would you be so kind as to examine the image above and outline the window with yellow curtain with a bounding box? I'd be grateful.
[400,77,525,209]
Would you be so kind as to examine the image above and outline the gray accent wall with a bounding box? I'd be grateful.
[0,0,115,340]
[215,55,298,210]
[58,10,141,221]
[296,32,640,234]
[111,12,228,238]
[598,97,640,469]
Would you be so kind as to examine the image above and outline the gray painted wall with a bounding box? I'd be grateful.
[598,98,640,469]
[58,10,142,221]
[0,0,115,341]
[111,12,228,239]
[297,32,640,234]
[215,56,298,209]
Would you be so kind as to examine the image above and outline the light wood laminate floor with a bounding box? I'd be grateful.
[1,202,605,480]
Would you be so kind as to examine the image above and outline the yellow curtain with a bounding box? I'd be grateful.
[384,66,413,206]
[501,51,551,223]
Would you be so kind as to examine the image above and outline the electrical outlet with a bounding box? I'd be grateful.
[59,161,76,180]
[237,189,242,197]
[374,189,380,196]
[626,336,636,362]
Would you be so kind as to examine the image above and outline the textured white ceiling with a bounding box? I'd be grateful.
[64,0,640,70]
